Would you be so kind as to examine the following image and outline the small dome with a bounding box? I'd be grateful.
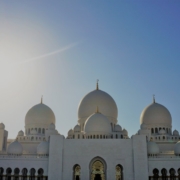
[68,129,73,136]
[49,123,55,130]
[140,101,172,126]
[173,130,179,136]
[84,112,111,134]
[159,129,166,135]
[7,140,23,155]
[31,129,37,135]
[147,141,159,155]
[18,130,24,136]
[114,124,122,132]
[74,125,81,132]
[37,141,49,155]
[0,123,5,129]
[78,89,118,120]
[25,103,55,127]
[122,129,128,136]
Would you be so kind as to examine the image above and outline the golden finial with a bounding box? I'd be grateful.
[96,79,99,90]
[153,94,155,103]
[96,106,99,113]
[41,95,43,104]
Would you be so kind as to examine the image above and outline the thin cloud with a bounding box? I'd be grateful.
[12,42,79,64]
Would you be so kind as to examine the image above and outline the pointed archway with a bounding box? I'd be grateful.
[89,157,106,180]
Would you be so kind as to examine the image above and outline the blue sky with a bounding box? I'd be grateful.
[0,1,180,138]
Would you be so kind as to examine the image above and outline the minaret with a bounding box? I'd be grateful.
[153,94,155,103]
[96,79,99,90]
[41,95,43,104]
[0,123,8,151]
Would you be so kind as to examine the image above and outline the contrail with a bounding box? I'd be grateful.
[11,42,78,64]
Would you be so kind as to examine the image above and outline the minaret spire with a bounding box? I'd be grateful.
[41,95,43,104]
[96,79,99,90]
[153,94,155,103]
[96,106,99,113]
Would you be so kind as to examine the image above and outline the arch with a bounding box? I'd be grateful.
[0,168,3,180]
[73,164,81,180]
[155,128,158,133]
[161,168,167,180]
[169,168,176,179]
[116,134,118,139]
[178,168,180,178]
[89,156,107,180]
[78,134,80,139]
[121,135,123,139]
[163,136,165,140]
[38,128,41,133]
[115,164,123,180]
[151,128,154,134]
[153,168,159,180]
[37,168,44,180]
[6,168,12,180]
[29,168,36,180]
[22,168,28,180]
[14,168,20,180]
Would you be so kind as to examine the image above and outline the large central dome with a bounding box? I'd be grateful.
[78,88,118,120]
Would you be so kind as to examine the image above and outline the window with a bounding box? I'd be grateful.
[22,168,28,180]
[38,128,41,133]
[116,164,123,180]
[151,128,154,134]
[166,128,168,133]
[0,168,4,180]
[169,168,176,180]
[153,168,159,180]
[37,168,44,180]
[155,128,158,133]
[6,168,12,180]
[14,168,20,180]
[29,168,36,180]
[73,165,81,180]
[161,168,167,180]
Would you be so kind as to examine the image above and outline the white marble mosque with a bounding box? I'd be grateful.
[0,82,180,180]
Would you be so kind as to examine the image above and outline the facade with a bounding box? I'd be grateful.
[0,83,180,180]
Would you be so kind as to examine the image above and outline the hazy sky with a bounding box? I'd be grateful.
[0,1,180,138]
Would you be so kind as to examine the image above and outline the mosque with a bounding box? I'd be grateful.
[0,82,180,180]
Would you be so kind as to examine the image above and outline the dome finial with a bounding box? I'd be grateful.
[41,95,43,104]
[153,94,155,103]
[96,79,99,90]
[96,106,99,113]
